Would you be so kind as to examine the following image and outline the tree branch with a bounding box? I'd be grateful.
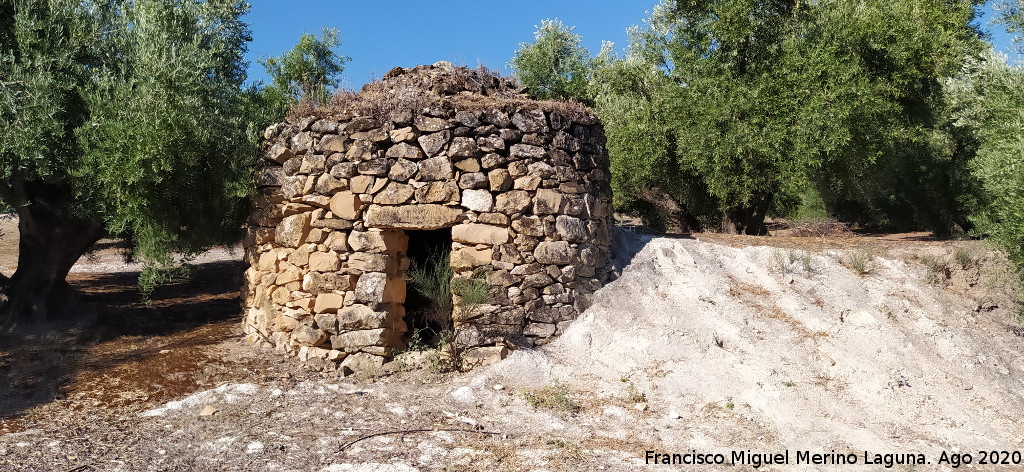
[337,427,502,452]
[0,177,16,209]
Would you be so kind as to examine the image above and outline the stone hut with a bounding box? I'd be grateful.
[242,62,613,370]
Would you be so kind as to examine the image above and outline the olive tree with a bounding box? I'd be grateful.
[258,26,348,110]
[0,0,259,324]
[962,55,1024,268]
[995,0,1024,53]
[590,0,985,234]
[949,3,1024,270]
[510,19,591,103]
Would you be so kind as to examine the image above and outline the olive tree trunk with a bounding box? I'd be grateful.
[723,193,773,236]
[1,183,102,326]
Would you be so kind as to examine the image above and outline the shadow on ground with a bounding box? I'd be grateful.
[0,228,657,425]
[0,260,246,421]
[609,226,668,270]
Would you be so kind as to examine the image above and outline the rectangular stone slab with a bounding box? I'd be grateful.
[363,204,461,229]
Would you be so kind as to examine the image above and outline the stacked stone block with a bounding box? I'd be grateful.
[242,63,613,369]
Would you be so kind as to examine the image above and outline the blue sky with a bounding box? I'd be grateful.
[242,1,1021,89]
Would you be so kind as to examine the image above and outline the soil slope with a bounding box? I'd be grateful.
[481,231,1024,468]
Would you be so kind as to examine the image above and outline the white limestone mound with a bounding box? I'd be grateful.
[483,229,1024,456]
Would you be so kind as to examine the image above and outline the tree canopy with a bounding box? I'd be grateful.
[258,26,348,110]
[587,0,984,234]
[995,0,1024,53]
[946,2,1024,271]
[0,0,260,322]
[510,19,591,104]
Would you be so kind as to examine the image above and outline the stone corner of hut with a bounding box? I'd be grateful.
[241,61,614,371]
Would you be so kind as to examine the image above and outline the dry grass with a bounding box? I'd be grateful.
[842,250,875,275]
[916,253,952,284]
[521,382,581,415]
[728,279,771,298]
[787,217,852,237]
[769,249,816,275]
[287,62,596,125]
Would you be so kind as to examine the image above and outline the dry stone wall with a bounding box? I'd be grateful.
[242,62,613,370]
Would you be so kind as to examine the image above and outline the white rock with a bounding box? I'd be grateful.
[451,386,475,404]
[460,189,493,212]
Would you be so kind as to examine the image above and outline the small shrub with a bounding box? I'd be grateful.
[452,269,492,308]
[405,328,429,352]
[522,381,580,415]
[620,377,647,404]
[844,250,874,275]
[769,250,791,275]
[406,250,491,371]
[770,249,815,275]
[800,253,815,273]
[917,253,951,284]
[789,249,816,274]
[954,247,977,270]
[428,329,464,373]
[787,249,800,265]
[407,248,454,332]
[396,328,465,373]
[408,250,493,332]
[407,249,454,309]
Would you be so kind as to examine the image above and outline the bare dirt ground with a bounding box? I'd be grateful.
[1,215,1023,471]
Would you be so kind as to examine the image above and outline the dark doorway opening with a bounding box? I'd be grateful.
[403,228,453,346]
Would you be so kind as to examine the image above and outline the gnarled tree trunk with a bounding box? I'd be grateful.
[723,193,773,236]
[1,182,102,326]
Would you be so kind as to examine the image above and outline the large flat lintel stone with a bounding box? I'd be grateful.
[363,204,461,230]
